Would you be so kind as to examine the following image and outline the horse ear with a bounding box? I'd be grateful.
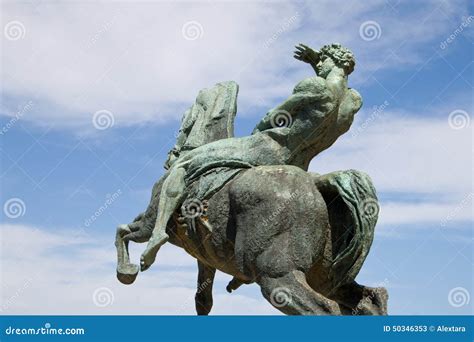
[166,81,239,168]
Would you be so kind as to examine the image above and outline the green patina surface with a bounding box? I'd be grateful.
[115,43,388,316]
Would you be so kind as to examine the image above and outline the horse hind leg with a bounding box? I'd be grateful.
[330,281,388,315]
[258,270,341,315]
[195,261,216,315]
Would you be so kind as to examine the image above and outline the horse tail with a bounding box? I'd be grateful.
[313,170,379,291]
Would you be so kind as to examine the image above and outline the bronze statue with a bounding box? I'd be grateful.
[115,43,388,315]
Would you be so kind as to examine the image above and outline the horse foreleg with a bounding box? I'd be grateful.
[115,224,139,285]
[195,261,216,315]
[258,270,341,315]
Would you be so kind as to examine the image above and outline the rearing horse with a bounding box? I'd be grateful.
[115,165,388,315]
[114,43,388,315]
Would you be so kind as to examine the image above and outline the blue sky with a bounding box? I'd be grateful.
[0,0,472,315]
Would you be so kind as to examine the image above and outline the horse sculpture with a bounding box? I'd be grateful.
[115,43,388,315]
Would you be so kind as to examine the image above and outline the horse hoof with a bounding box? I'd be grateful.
[117,263,139,285]
[140,258,150,272]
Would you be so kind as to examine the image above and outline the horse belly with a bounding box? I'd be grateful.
[229,166,329,280]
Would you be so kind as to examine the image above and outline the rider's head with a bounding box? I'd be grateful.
[316,43,355,77]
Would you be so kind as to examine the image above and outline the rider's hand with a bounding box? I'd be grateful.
[293,44,320,65]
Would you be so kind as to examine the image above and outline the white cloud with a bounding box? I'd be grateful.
[378,200,472,226]
[1,1,470,129]
[310,105,473,226]
[0,224,277,315]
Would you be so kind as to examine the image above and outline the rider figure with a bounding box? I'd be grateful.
[140,43,362,271]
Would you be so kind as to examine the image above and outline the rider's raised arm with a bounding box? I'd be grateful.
[293,44,320,75]
[325,66,347,103]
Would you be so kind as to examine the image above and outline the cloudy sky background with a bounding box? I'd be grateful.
[0,0,472,315]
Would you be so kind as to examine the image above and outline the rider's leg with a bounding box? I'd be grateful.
[140,165,187,271]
